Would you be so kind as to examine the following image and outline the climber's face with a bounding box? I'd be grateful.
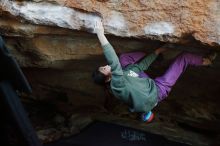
[99,65,111,76]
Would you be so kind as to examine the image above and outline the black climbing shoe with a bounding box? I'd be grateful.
[204,51,217,67]
[207,51,217,62]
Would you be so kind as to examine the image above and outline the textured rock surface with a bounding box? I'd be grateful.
[0,0,220,45]
[0,1,220,146]
[24,61,220,145]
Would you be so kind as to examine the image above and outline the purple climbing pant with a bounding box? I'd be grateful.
[119,51,203,102]
[119,52,149,78]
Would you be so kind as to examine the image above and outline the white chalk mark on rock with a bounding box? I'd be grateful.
[144,22,174,35]
[105,11,127,35]
[0,0,101,32]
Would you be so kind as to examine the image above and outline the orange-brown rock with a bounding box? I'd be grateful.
[0,0,220,45]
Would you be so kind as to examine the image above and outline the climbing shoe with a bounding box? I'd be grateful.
[203,51,217,66]
[207,51,217,62]
[141,111,154,123]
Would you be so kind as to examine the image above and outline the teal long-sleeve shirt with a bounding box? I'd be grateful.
[102,43,158,113]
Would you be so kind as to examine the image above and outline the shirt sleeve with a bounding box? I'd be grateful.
[136,53,158,71]
[102,43,125,87]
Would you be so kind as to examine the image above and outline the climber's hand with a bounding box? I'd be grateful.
[94,20,104,35]
[154,47,167,55]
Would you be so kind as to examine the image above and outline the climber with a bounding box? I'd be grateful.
[92,20,217,123]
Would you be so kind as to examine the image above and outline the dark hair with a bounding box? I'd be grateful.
[92,67,106,86]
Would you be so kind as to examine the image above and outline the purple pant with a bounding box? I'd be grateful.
[119,52,203,102]
[120,52,149,78]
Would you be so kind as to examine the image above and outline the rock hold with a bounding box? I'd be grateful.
[0,0,220,45]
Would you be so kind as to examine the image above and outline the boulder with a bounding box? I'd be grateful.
[0,0,220,45]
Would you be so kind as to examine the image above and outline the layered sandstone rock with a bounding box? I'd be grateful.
[0,0,220,45]
[0,1,220,145]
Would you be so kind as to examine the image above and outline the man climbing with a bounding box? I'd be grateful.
[92,20,217,123]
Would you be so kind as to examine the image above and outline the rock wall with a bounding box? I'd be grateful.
[0,0,219,68]
[0,1,220,145]
[0,0,220,46]
[0,0,219,120]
